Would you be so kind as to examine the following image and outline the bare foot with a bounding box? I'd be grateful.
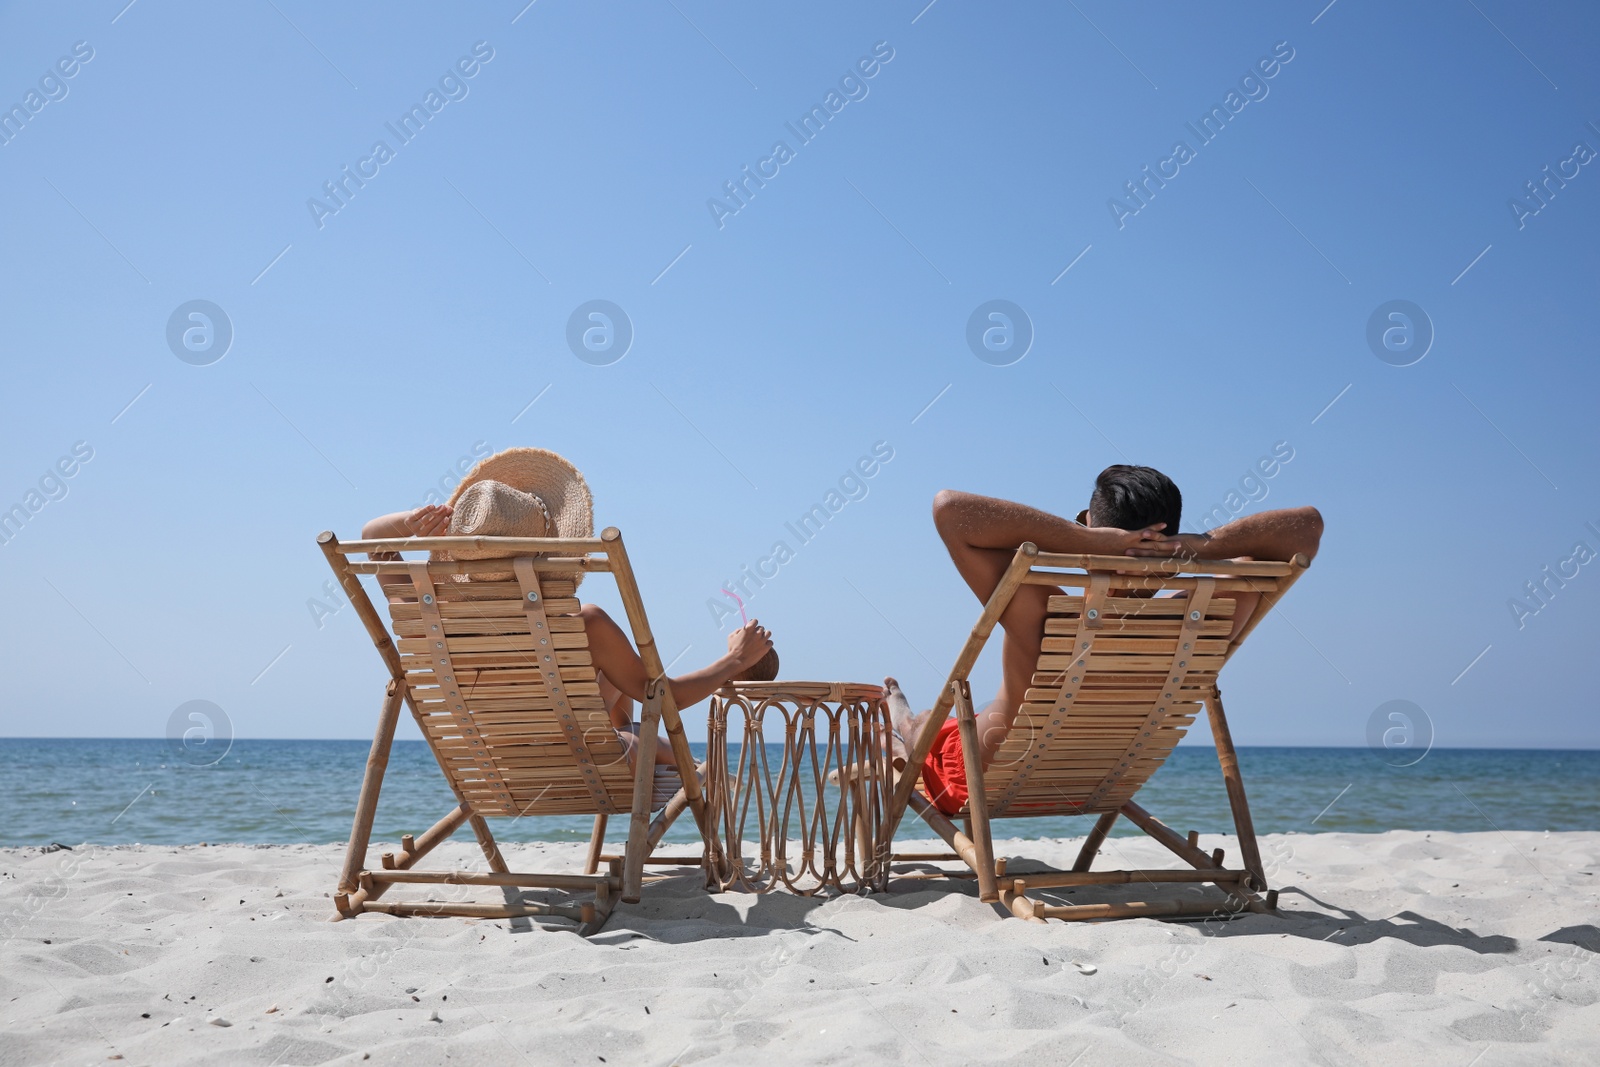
[883,677,917,742]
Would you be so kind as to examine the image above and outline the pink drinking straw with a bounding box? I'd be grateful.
[721,587,748,627]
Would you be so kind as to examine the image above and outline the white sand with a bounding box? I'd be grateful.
[3,831,1596,1066]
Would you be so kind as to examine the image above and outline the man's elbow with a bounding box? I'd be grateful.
[1295,506,1324,562]
[931,489,959,533]
[932,488,974,526]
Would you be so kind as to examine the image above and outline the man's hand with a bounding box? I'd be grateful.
[1105,522,1171,555]
[404,504,454,537]
[726,619,773,670]
[1123,530,1212,558]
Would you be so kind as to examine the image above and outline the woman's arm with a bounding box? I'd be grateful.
[362,504,452,544]
[581,605,772,712]
[363,505,453,596]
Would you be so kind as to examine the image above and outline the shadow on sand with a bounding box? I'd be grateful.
[483,861,1563,959]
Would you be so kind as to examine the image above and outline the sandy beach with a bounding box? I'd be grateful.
[3,830,1595,1066]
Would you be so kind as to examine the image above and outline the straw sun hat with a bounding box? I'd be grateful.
[432,448,594,584]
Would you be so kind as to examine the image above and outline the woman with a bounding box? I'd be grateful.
[363,447,773,766]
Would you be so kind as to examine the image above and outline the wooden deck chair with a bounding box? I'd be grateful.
[317,526,714,935]
[884,544,1310,922]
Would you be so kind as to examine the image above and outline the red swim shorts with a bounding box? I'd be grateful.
[920,718,968,815]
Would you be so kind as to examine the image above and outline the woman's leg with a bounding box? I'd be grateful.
[613,724,677,768]
[884,677,941,762]
[886,678,1015,772]
[972,699,1014,769]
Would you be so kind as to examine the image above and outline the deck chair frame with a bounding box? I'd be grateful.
[318,526,714,935]
[884,543,1310,923]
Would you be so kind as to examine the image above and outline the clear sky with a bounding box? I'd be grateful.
[2,1,1596,751]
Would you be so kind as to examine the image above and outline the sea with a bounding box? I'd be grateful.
[2,740,1596,848]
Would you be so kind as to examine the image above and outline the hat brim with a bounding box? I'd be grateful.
[429,448,595,587]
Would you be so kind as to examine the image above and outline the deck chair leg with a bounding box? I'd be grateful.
[623,680,665,904]
[1121,800,1218,869]
[1206,687,1265,888]
[468,813,509,874]
[342,804,471,915]
[1072,811,1119,873]
[850,763,875,885]
[585,814,608,875]
[338,680,405,896]
[647,770,698,850]
[854,804,871,883]
[905,789,990,883]
[952,680,998,903]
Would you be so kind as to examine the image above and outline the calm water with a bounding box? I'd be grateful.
[2,740,1596,848]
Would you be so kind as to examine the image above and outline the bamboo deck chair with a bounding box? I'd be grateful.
[885,544,1310,923]
[317,526,713,935]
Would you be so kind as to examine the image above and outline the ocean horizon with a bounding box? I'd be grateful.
[5,739,1595,848]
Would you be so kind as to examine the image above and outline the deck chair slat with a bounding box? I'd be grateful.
[1031,573,1270,593]
[392,619,594,645]
[994,727,1192,756]
[1043,617,1231,637]
[1017,701,1201,716]
[406,578,578,602]
[492,767,634,783]
[397,636,595,661]
[1029,678,1216,695]
[396,639,596,663]
[392,586,582,612]
[997,729,1194,753]
[415,684,607,704]
[412,682,605,701]
[1046,594,1238,616]
[409,690,606,709]
[1041,634,1230,655]
[1029,552,1295,577]
[484,756,629,774]
[413,698,606,715]
[1035,652,1228,673]
[405,666,598,687]
[1017,733,1194,760]
[401,650,599,676]
[430,732,618,751]
[390,602,587,626]
[389,587,583,609]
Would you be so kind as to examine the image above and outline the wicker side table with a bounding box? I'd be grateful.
[705,681,891,895]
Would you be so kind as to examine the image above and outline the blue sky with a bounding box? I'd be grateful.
[2,0,1596,750]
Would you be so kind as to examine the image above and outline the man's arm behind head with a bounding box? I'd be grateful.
[1124,505,1324,564]
[931,489,1169,602]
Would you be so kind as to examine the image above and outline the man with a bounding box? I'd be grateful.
[886,463,1323,815]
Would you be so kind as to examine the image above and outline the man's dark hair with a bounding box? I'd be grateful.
[1088,464,1182,534]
